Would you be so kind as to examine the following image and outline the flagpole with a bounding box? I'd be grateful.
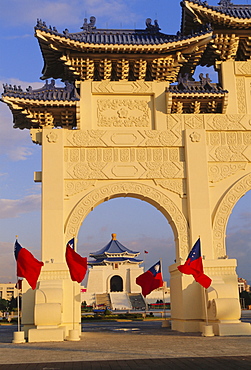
[15,236,20,332]
[203,288,209,326]
[17,279,20,332]
[160,258,168,328]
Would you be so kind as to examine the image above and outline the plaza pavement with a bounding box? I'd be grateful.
[0,319,251,369]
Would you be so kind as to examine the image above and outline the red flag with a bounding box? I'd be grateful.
[136,261,163,297]
[66,238,87,283]
[144,250,148,254]
[14,240,44,290]
[178,238,211,289]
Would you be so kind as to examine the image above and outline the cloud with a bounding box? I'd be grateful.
[0,194,41,219]
[0,241,42,283]
[0,79,44,161]
[0,0,138,30]
[0,242,16,282]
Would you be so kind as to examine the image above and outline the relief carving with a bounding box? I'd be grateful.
[65,147,185,180]
[92,80,152,94]
[184,115,204,129]
[67,130,105,147]
[235,61,251,76]
[155,179,186,198]
[236,77,246,114]
[97,99,150,127]
[205,114,251,130]
[65,180,96,197]
[208,163,247,183]
[213,172,251,258]
[65,182,189,259]
[189,131,201,142]
[46,131,58,143]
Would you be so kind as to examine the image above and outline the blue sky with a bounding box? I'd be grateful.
[0,0,250,284]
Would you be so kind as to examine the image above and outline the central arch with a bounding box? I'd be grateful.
[65,181,189,260]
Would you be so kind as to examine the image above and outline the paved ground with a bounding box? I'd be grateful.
[0,318,251,369]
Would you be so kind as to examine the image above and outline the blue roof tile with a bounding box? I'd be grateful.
[184,0,251,19]
[35,17,212,46]
[90,238,139,256]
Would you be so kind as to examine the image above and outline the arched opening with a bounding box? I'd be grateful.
[226,190,251,284]
[110,275,123,292]
[77,197,176,285]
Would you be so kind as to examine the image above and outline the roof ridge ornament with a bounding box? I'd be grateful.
[81,16,96,31]
[145,18,161,32]
[218,0,233,7]
[2,79,79,101]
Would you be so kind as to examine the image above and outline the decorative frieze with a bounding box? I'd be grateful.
[66,129,183,147]
[65,147,185,180]
[207,132,251,162]
[92,80,152,94]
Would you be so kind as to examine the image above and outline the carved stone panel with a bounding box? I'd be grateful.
[94,96,153,128]
[64,147,185,180]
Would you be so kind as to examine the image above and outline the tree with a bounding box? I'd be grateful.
[240,291,251,307]
[0,298,9,314]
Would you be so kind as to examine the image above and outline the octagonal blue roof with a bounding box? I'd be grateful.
[90,234,139,258]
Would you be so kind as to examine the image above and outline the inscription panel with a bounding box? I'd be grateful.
[93,96,153,129]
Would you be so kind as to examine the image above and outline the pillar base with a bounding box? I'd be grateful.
[162,320,170,328]
[28,328,64,342]
[202,325,214,337]
[12,331,26,343]
[66,329,80,341]
[213,322,251,336]
[171,319,202,333]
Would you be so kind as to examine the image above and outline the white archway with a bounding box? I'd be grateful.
[65,181,189,260]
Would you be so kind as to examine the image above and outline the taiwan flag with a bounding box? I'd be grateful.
[178,239,212,289]
[65,238,87,283]
[136,261,163,297]
[14,240,44,290]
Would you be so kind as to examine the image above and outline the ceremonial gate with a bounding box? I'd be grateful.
[2,0,251,341]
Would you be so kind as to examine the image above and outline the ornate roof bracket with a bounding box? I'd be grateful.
[35,18,214,82]
[166,73,228,114]
[1,80,79,129]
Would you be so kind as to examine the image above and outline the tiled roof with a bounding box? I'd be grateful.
[183,1,251,19]
[88,257,143,265]
[35,17,211,46]
[168,73,228,94]
[90,237,139,257]
[2,80,79,101]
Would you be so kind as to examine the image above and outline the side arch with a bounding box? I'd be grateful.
[213,172,251,258]
[65,181,189,259]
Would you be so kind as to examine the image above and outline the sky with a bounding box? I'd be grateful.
[0,0,250,285]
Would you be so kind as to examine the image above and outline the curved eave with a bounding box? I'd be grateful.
[35,28,213,55]
[183,1,251,31]
[1,95,78,107]
[88,259,142,265]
